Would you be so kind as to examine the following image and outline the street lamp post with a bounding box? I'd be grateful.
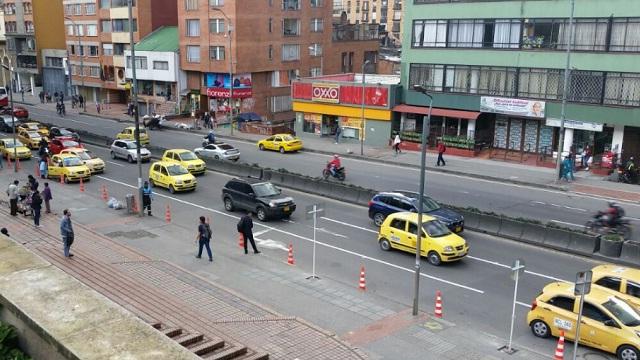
[360,60,370,156]
[411,84,433,316]
[128,0,144,216]
[64,16,83,105]
[1,54,17,171]
[308,45,323,76]
[212,8,234,135]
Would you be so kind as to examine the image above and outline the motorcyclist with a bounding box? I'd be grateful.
[605,202,625,227]
[206,130,216,144]
[626,157,637,182]
[327,154,341,176]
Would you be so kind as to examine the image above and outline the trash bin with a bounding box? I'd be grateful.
[126,194,135,214]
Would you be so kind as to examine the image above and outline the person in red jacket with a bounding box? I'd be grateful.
[437,141,446,166]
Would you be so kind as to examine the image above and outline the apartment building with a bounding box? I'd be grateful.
[3,0,66,94]
[63,0,177,104]
[0,10,10,87]
[336,0,403,45]
[398,0,640,166]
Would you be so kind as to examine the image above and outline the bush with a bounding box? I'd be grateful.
[602,233,624,242]
[0,322,31,360]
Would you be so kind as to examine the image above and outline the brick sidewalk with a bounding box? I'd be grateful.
[2,206,366,360]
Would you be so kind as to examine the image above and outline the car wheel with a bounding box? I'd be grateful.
[427,251,442,266]
[169,185,175,194]
[379,238,391,251]
[618,345,639,360]
[214,155,219,160]
[373,213,386,226]
[530,320,551,338]
[63,176,70,184]
[259,144,265,151]
[127,155,133,163]
[279,147,285,154]
[256,207,267,221]
[223,197,234,211]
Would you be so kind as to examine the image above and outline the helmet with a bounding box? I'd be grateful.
[209,130,214,135]
[609,202,616,207]
[333,154,339,159]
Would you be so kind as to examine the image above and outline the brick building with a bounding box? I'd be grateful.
[63,0,177,104]
[334,0,403,46]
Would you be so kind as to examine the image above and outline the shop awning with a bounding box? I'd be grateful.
[393,104,480,120]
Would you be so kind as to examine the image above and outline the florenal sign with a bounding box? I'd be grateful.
[311,83,340,103]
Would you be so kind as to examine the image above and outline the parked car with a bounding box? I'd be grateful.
[194,143,240,161]
[377,212,468,266]
[49,137,83,154]
[17,129,44,149]
[47,153,91,183]
[0,138,31,160]
[148,161,197,193]
[592,265,640,309]
[257,134,303,153]
[221,177,296,221]
[17,121,48,137]
[110,139,151,163]
[49,127,80,142]
[368,191,464,232]
[0,115,17,133]
[161,149,206,175]
[0,87,7,107]
[60,148,105,174]
[2,105,28,119]
[116,126,150,145]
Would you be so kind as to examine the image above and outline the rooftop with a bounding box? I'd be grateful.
[134,26,178,52]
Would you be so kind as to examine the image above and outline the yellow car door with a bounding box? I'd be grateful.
[272,136,282,151]
[159,165,170,188]
[387,218,413,252]
[48,156,62,178]
[541,295,578,340]
[408,221,428,256]
[578,301,620,352]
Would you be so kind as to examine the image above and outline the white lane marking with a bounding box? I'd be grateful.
[551,203,561,207]
[517,301,531,308]
[466,255,570,283]
[321,217,378,234]
[627,217,640,222]
[106,161,125,167]
[531,201,546,205]
[282,219,297,224]
[316,227,348,238]
[254,229,272,237]
[460,191,470,194]
[97,175,484,294]
[66,118,90,125]
[563,205,587,212]
[550,220,586,228]
[255,238,289,251]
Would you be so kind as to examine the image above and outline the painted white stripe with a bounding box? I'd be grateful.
[531,201,546,205]
[96,175,485,294]
[466,255,570,283]
[550,220,586,228]
[563,205,587,212]
[517,301,531,308]
[106,161,125,167]
[254,229,272,237]
[321,217,378,234]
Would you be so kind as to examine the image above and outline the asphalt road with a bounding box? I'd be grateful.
[19,105,640,241]
[48,143,612,358]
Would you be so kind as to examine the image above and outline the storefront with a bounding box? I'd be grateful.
[204,73,253,122]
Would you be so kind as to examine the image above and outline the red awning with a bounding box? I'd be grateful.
[393,104,480,120]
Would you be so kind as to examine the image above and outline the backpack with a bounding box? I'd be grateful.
[236,218,243,233]
[205,224,212,240]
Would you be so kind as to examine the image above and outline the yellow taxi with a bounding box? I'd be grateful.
[527,281,640,360]
[161,149,206,175]
[47,153,91,183]
[257,133,303,153]
[0,138,32,160]
[17,129,45,149]
[377,212,468,266]
[148,161,197,193]
[116,126,150,145]
[592,265,640,309]
[60,148,105,174]
[17,122,49,137]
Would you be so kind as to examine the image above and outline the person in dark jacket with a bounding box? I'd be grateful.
[195,216,213,262]
[142,181,153,216]
[60,209,74,258]
[237,211,260,254]
[42,182,52,213]
[31,190,43,227]
[437,141,447,166]
[27,174,39,191]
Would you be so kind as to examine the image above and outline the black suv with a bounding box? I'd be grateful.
[222,177,296,221]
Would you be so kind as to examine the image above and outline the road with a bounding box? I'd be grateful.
[18,105,640,241]
[40,142,612,358]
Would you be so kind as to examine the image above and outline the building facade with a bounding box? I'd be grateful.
[0,10,10,88]
[3,0,66,94]
[63,0,177,104]
[335,0,403,45]
[399,0,640,166]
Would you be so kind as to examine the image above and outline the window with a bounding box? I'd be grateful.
[85,3,96,15]
[209,19,225,33]
[113,43,126,55]
[310,67,321,77]
[185,0,198,10]
[410,64,518,96]
[5,3,15,15]
[582,302,612,323]
[45,57,63,68]
[88,45,99,56]
[186,45,200,63]
[412,20,447,47]
[548,296,575,312]
[558,19,608,51]
[186,19,200,37]
[268,45,273,60]
[5,22,16,33]
[447,19,484,48]
[101,20,112,33]
[628,281,640,298]
[210,0,224,6]
[89,66,101,77]
[311,0,323,7]
[569,71,604,104]
[67,24,75,36]
[309,44,322,56]
[518,68,564,100]
[23,2,32,13]
[64,4,74,15]
[73,3,82,15]
[409,63,444,92]
[311,18,324,32]
[389,219,406,231]
[153,61,169,70]
[282,44,300,61]
[126,56,148,69]
[283,19,301,36]
[25,21,34,33]
[610,18,640,52]
[86,24,98,37]
[270,95,292,112]
[102,43,114,56]
[209,46,225,60]
[112,19,137,32]
[283,0,300,10]
[100,0,110,8]
[595,277,623,292]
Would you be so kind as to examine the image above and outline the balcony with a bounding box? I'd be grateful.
[333,23,381,41]
[282,0,300,10]
[283,19,301,36]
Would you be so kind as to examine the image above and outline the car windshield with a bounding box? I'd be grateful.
[219,144,234,150]
[603,297,640,327]
[167,164,189,176]
[179,151,197,160]
[253,182,280,197]
[423,220,451,238]
[63,157,83,167]
[282,135,295,142]
[59,129,72,136]
[62,141,79,147]
[4,140,23,148]
[74,151,91,160]
[412,196,440,212]
[84,150,97,159]
[27,132,40,138]
[126,142,138,149]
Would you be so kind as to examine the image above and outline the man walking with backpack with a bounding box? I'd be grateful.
[237,211,260,255]
[195,216,213,262]
[437,140,447,166]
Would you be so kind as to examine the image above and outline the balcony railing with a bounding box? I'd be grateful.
[333,23,381,41]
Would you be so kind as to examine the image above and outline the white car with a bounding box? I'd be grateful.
[194,143,240,161]
[110,139,151,163]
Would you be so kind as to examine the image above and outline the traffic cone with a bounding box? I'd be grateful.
[6,155,10,168]
[131,195,138,214]
[287,244,295,265]
[554,331,565,360]
[434,290,443,318]
[60,173,64,185]
[15,158,20,171]
[238,233,244,248]
[165,204,171,223]
[101,184,108,201]
[79,177,85,192]
[358,265,366,291]
[34,162,40,177]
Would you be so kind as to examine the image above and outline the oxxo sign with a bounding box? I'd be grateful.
[311,83,340,104]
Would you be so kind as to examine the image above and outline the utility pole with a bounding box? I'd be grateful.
[360,60,370,156]
[128,0,143,216]
[1,53,17,171]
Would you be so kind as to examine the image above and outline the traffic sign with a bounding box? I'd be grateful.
[510,259,525,281]
[574,271,592,296]
[305,203,325,220]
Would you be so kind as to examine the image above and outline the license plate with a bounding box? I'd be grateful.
[455,226,462,232]
[283,206,289,212]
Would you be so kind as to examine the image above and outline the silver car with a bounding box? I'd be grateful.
[194,143,240,161]
[110,139,151,163]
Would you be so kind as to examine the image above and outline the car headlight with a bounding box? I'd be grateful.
[188,165,195,169]
[443,246,454,252]
[175,180,183,184]
[269,201,277,208]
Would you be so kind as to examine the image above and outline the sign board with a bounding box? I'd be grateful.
[510,259,526,281]
[305,204,325,220]
[575,271,592,296]
[545,118,604,132]
[554,317,573,331]
[206,87,252,99]
[480,96,546,119]
[311,83,340,103]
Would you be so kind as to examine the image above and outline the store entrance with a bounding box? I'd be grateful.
[322,115,339,136]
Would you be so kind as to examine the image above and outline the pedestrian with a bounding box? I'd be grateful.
[393,133,402,155]
[53,91,58,102]
[437,140,447,166]
[561,156,573,182]
[237,211,260,254]
[142,181,153,216]
[71,95,77,109]
[46,92,51,103]
[60,209,74,258]
[31,190,42,227]
[42,182,52,213]
[28,174,39,191]
[335,126,342,144]
[78,94,84,109]
[1,228,8,237]
[212,111,217,128]
[39,91,44,103]
[7,180,19,216]
[39,157,48,179]
[59,92,64,102]
[96,102,100,114]
[195,216,213,262]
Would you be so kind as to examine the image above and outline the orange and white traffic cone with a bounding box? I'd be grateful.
[15,158,21,171]
[165,204,171,223]
[287,244,295,265]
[79,177,85,192]
[60,174,65,185]
[434,290,443,318]
[34,162,40,177]
[554,330,565,360]
[131,195,138,214]
[358,265,367,291]
[238,233,244,248]
[6,155,11,168]
[101,184,109,201]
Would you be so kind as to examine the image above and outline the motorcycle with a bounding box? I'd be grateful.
[585,211,632,239]
[323,165,346,181]
[142,114,166,130]
[618,165,638,184]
